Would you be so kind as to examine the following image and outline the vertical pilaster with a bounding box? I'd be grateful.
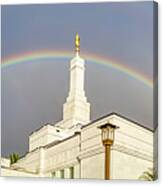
[74,164,80,179]
[39,147,45,177]
[55,170,61,178]
[64,168,70,179]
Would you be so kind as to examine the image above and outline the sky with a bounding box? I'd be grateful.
[1,2,155,157]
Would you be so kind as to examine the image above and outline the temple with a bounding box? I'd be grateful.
[1,35,155,180]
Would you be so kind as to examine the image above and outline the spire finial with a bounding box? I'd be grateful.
[75,33,80,55]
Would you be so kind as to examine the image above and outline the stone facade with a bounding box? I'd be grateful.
[1,113,154,179]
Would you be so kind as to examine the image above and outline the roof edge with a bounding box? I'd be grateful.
[82,112,154,132]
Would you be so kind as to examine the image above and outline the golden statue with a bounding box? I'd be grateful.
[75,33,80,54]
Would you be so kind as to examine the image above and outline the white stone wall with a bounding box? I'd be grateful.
[1,167,39,177]
[81,153,104,179]
[12,148,40,174]
[1,158,10,167]
[111,150,152,179]
[29,125,63,151]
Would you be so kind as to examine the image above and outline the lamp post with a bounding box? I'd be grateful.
[98,123,119,180]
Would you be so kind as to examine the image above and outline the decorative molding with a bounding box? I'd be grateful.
[113,144,153,162]
[78,144,153,162]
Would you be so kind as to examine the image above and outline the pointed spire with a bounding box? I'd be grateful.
[75,33,80,56]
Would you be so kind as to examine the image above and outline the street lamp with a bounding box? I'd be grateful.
[98,123,119,180]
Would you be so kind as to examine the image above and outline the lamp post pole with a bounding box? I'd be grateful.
[105,143,111,180]
[103,139,113,180]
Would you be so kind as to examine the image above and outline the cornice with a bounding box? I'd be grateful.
[78,144,153,162]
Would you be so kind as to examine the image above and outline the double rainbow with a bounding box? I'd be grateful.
[1,50,153,88]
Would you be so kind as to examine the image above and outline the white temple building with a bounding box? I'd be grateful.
[1,34,155,180]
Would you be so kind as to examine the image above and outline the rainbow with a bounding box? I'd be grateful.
[1,50,153,88]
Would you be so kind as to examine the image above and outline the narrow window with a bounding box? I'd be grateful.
[70,167,74,179]
[60,169,64,178]
[51,171,56,178]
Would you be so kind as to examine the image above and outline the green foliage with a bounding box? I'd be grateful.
[139,168,157,181]
[9,153,20,164]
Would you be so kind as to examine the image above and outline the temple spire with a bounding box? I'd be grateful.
[75,33,80,56]
[61,33,90,128]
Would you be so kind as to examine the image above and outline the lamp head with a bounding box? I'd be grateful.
[98,123,119,146]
